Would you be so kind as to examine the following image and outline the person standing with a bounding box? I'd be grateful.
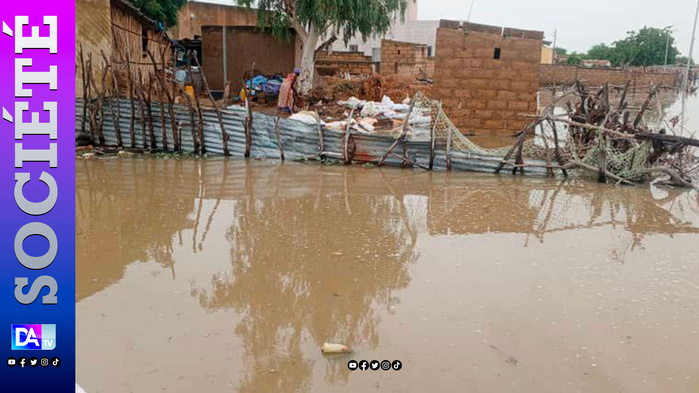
[278,68,301,114]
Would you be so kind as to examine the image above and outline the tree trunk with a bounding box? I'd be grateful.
[297,25,321,96]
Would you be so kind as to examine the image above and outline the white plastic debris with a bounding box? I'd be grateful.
[392,103,410,112]
[338,96,365,109]
[409,115,432,125]
[360,101,381,117]
[325,121,348,131]
[321,342,351,354]
[289,111,325,125]
[381,95,395,108]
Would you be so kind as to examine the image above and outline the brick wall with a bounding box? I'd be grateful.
[432,21,543,137]
[381,39,432,77]
[76,0,113,97]
[540,64,679,88]
[316,51,375,75]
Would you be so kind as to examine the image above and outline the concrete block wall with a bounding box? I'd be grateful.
[540,64,679,88]
[432,21,543,137]
[381,39,432,77]
[316,51,375,75]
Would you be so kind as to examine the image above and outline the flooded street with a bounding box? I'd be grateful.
[76,158,699,393]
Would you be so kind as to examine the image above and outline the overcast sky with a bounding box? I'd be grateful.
[419,0,698,60]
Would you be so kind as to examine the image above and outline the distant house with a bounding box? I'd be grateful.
[581,59,612,68]
[541,45,554,64]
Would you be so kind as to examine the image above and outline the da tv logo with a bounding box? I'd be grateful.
[11,325,56,350]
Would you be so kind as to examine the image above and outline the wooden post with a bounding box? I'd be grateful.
[244,97,253,158]
[186,59,205,153]
[191,51,229,156]
[275,116,284,160]
[428,103,441,170]
[136,71,148,149]
[85,53,106,146]
[79,45,89,141]
[547,118,568,177]
[146,76,156,149]
[445,126,452,171]
[316,111,325,160]
[343,104,357,164]
[109,67,123,148]
[378,98,416,166]
[125,53,136,148]
[84,57,99,146]
[177,83,199,154]
[633,84,659,128]
[494,120,539,174]
[146,49,179,151]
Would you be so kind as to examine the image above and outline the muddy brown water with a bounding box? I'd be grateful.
[77,158,699,393]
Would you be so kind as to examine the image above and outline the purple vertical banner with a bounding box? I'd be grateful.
[0,0,75,392]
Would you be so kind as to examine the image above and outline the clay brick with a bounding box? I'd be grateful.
[487,100,508,110]
[468,99,488,109]
[510,81,531,91]
[454,89,471,98]
[475,89,498,99]
[463,58,483,68]
[508,101,529,111]
[474,110,494,118]
[497,90,518,100]
[492,80,511,90]
[484,119,505,129]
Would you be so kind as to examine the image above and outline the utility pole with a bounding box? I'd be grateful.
[552,29,558,63]
[664,25,673,67]
[467,0,475,22]
[681,0,698,131]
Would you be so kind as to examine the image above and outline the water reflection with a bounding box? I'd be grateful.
[76,158,699,392]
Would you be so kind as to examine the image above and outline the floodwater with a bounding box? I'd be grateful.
[77,158,699,393]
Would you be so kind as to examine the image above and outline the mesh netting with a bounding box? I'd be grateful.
[412,92,654,181]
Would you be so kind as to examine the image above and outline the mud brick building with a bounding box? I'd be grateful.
[315,51,376,76]
[433,20,543,139]
[540,64,680,88]
[380,39,434,77]
[75,0,173,97]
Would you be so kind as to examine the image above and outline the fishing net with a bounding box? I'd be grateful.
[412,92,655,181]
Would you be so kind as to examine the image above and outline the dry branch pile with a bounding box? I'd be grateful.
[511,81,699,187]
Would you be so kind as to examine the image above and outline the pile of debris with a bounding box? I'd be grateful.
[288,94,432,137]
[309,74,432,105]
[510,81,699,187]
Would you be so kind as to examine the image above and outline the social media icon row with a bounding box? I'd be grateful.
[348,359,402,371]
[7,357,59,368]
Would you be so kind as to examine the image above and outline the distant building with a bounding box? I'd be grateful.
[541,45,554,64]
[581,59,612,68]
[329,0,439,60]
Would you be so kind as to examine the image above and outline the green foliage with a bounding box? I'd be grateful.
[676,56,695,66]
[554,47,567,55]
[566,53,586,65]
[130,0,187,27]
[587,43,614,61]
[237,0,408,43]
[584,27,680,67]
